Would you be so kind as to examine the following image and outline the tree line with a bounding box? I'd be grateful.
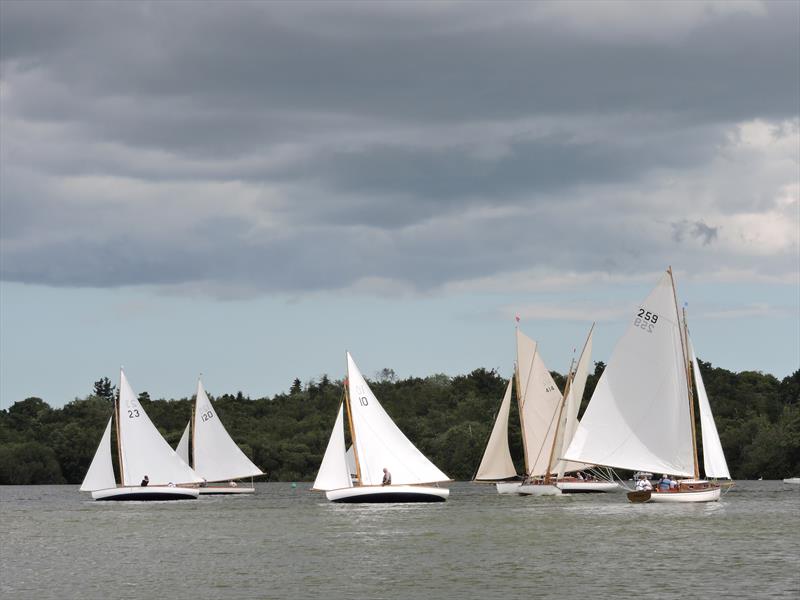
[0,361,797,484]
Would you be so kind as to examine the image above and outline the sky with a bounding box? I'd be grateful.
[1,1,798,408]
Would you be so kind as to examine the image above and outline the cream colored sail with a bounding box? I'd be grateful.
[312,403,352,491]
[562,271,695,476]
[192,378,263,482]
[117,369,203,486]
[691,339,731,479]
[475,378,517,480]
[347,353,450,486]
[554,326,594,477]
[80,417,116,492]
[176,421,191,465]
[516,330,563,477]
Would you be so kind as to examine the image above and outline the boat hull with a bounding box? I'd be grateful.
[326,485,449,503]
[198,486,255,495]
[783,477,800,484]
[518,483,561,496]
[91,486,200,501]
[557,480,620,493]
[495,482,522,494]
[648,487,721,503]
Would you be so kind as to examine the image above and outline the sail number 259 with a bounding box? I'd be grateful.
[634,308,658,333]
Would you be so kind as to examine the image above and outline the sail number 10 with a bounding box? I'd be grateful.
[634,308,658,333]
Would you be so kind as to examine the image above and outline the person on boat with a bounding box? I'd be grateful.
[140,475,149,487]
[382,468,392,486]
[635,474,652,491]
[228,480,238,488]
[658,475,672,491]
[669,478,678,490]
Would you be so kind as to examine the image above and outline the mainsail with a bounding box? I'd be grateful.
[347,353,450,486]
[516,331,563,477]
[562,271,695,476]
[312,403,352,491]
[117,369,203,486]
[80,417,116,492]
[475,378,517,480]
[691,339,731,479]
[192,379,263,482]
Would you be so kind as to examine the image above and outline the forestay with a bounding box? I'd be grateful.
[192,379,263,482]
[691,339,731,479]
[516,331,562,477]
[475,378,517,480]
[176,421,191,465]
[347,353,450,486]
[562,272,695,476]
[80,417,116,492]
[117,370,203,486]
[312,403,352,491]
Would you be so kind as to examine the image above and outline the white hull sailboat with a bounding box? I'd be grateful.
[475,326,618,496]
[175,378,264,494]
[313,353,451,503]
[81,369,203,501]
[563,268,732,504]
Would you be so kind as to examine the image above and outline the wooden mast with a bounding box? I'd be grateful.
[514,327,532,479]
[115,369,124,487]
[343,356,363,486]
[683,307,700,479]
[668,266,700,479]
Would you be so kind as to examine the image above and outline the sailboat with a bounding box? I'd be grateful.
[176,378,264,494]
[312,352,451,503]
[80,369,202,501]
[475,327,618,495]
[562,267,732,503]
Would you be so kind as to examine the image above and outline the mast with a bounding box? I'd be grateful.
[343,359,363,486]
[514,329,532,477]
[190,395,196,469]
[668,266,699,479]
[115,369,124,487]
[683,307,700,479]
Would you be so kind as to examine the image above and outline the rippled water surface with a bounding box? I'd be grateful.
[1,481,798,599]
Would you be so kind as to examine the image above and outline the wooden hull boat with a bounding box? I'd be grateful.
[92,486,199,501]
[326,485,449,503]
[627,480,721,503]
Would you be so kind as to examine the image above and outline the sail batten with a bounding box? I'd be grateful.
[562,272,695,476]
[475,378,517,480]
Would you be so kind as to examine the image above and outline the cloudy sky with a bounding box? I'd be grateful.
[1,1,798,408]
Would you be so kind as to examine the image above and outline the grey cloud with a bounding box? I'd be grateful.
[1,1,797,294]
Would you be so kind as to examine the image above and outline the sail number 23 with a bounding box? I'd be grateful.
[634,308,658,333]
[127,409,140,418]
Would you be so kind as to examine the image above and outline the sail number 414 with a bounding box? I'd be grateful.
[634,308,658,333]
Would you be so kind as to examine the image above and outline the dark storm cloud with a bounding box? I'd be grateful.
[1,1,798,294]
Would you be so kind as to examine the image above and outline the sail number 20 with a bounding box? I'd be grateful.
[634,308,658,333]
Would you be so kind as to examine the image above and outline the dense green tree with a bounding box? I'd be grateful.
[0,365,796,484]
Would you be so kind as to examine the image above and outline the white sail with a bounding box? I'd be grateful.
[80,417,116,492]
[562,271,695,476]
[554,326,594,477]
[192,378,263,482]
[347,353,450,486]
[176,421,191,465]
[345,445,356,479]
[516,330,563,477]
[691,340,731,479]
[117,369,203,486]
[312,403,352,491]
[475,378,518,480]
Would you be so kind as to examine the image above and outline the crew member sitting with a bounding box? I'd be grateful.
[382,468,392,486]
[141,475,149,487]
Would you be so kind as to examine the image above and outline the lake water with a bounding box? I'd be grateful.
[1,481,797,599]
